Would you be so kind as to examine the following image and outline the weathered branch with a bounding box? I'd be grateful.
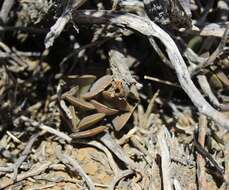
[71,10,229,129]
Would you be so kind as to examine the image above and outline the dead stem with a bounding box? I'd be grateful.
[158,127,173,190]
[0,162,51,189]
[196,115,208,190]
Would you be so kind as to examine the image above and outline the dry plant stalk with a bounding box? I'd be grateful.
[56,146,96,190]
[158,127,172,190]
[196,115,208,190]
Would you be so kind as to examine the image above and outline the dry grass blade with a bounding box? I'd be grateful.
[216,72,229,87]
[191,24,229,75]
[69,105,80,129]
[158,127,173,190]
[65,74,97,86]
[142,90,159,128]
[144,75,180,88]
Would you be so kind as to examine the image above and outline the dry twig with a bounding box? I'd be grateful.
[0,0,14,23]
[108,169,134,190]
[56,146,96,190]
[196,115,208,190]
[158,127,173,190]
[0,162,51,189]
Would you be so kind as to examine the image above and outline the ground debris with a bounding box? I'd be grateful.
[0,0,229,189]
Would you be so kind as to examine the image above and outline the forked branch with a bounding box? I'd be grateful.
[71,10,229,129]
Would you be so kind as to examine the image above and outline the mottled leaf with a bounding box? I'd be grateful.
[62,86,79,97]
[216,71,229,87]
[71,125,107,139]
[65,75,97,86]
[64,94,95,110]
[78,113,106,130]
[112,112,132,131]
[90,99,119,115]
[102,92,132,111]
[129,85,140,100]
[82,75,112,99]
